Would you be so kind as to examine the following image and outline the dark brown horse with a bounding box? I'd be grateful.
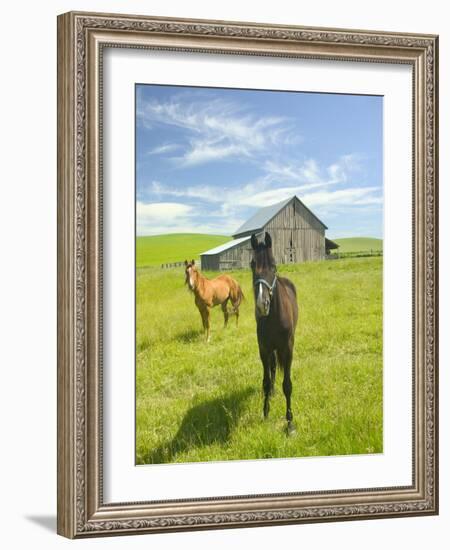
[184,260,244,342]
[250,232,298,433]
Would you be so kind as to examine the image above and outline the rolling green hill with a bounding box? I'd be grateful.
[137,234,383,267]
[333,237,383,254]
[136,233,230,268]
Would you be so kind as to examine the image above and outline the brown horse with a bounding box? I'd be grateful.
[250,232,298,434]
[184,260,244,342]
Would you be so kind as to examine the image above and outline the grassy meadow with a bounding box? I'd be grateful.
[136,233,230,267]
[334,237,383,253]
[136,235,383,465]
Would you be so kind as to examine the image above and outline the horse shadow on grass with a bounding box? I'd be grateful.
[144,387,255,464]
[174,327,204,343]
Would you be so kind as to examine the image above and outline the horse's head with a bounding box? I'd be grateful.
[184,259,198,291]
[250,232,277,318]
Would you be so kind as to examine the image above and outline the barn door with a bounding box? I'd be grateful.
[288,231,296,263]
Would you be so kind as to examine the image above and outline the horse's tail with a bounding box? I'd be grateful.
[230,279,244,310]
[236,283,244,308]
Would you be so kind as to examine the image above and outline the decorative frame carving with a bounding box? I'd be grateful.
[57,11,439,538]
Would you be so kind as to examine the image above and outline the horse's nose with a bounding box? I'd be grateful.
[256,301,269,317]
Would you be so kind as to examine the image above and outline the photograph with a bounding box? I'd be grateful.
[135,84,384,465]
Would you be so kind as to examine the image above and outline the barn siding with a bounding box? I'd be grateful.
[201,241,252,270]
[217,241,252,269]
[265,198,325,263]
[200,254,219,271]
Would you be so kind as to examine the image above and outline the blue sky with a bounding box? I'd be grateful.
[136,85,383,239]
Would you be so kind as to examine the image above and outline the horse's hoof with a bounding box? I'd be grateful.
[286,421,296,436]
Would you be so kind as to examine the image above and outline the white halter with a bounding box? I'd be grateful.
[254,275,277,297]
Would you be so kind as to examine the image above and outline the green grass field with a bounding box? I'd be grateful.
[333,237,383,253]
[136,233,230,267]
[135,235,382,267]
[136,245,383,464]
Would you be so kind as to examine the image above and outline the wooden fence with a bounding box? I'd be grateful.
[161,261,185,269]
[327,250,383,260]
[160,251,381,268]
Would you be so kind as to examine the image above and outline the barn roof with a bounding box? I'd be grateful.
[200,235,251,256]
[325,238,339,250]
[233,195,327,238]
[233,197,291,237]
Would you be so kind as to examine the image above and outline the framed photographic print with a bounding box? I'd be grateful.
[57,11,439,538]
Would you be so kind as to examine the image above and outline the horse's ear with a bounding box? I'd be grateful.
[265,232,272,248]
[184,260,188,266]
[251,234,258,250]
[191,259,195,265]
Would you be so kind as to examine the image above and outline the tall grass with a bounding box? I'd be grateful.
[136,257,383,464]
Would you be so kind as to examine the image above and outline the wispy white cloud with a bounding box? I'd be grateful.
[264,158,321,184]
[264,154,364,187]
[150,181,223,203]
[233,185,382,211]
[137,95,298,166]
[181,141,247,166]
[146,143,181,156]
[136,200,244,236]
[301,187,382,208]
[147,153,372,210]
[137,201,193,219]
[137,202,192,235]
[327,153,363,183]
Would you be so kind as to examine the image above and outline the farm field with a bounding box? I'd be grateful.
[135,235,383,268]
[136,254,383,464]
[333,237,383,254]
[136,233,230,267]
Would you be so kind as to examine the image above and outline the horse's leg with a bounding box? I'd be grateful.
[229,295,240,327]
[205,306,211,342]
[199,306,207,333]
[260,349,273,418]
[198,306,210,341]
[230,300,239,326]
[279,342,294,432]
[270,352,277,395]
[221,300,229,328]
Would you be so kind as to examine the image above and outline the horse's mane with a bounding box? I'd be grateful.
[186,265,207,293]
[278,276,297,296]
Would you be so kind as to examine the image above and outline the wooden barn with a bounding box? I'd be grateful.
[200,195,338,270]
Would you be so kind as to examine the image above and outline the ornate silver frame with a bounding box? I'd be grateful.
[57,11,439,538]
